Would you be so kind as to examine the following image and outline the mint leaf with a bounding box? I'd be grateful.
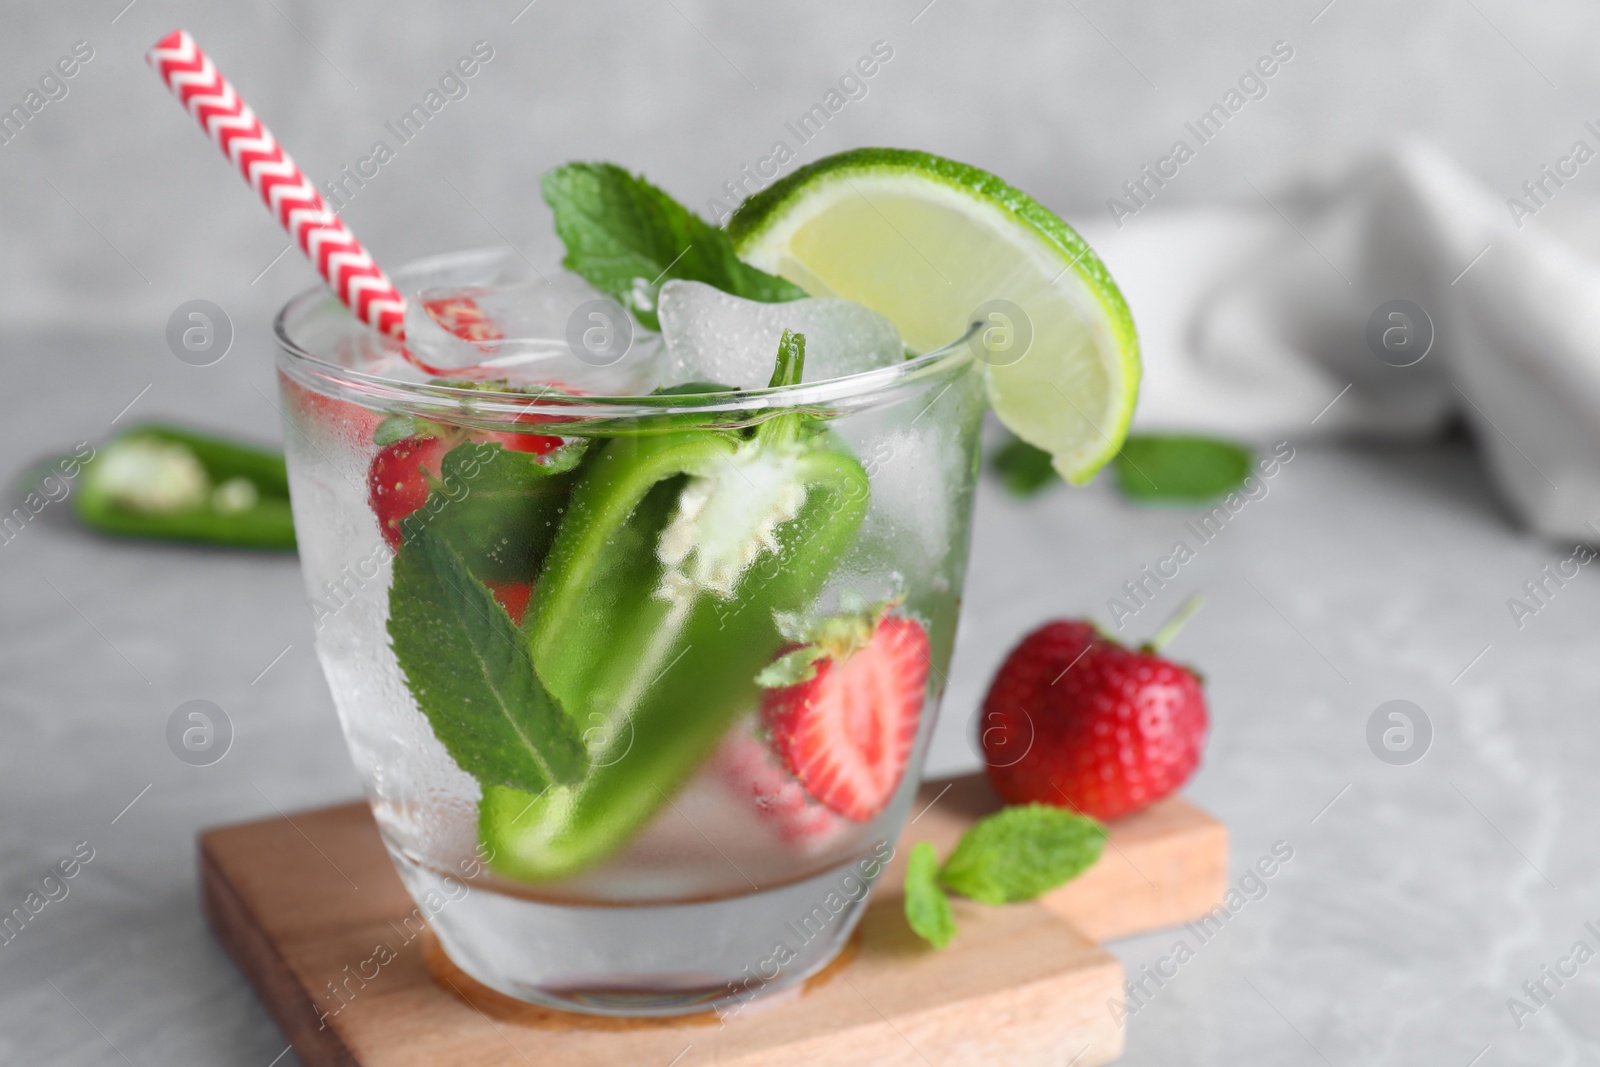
[388,528,585,791]
[991,433,1059,498]
[939,804,1106,904]
[1113,434,1253,503]
[421,441,587,583]
[542,162,806,331]
[904,841,957,949]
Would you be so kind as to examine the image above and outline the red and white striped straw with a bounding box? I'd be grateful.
[147,29,407,341]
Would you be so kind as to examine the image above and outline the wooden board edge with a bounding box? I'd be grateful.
[903,948,1126,1067]
[199,834,359,1067]
[195,781,1228,1065]
[1049,814,1231,942]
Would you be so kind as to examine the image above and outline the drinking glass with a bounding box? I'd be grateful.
[273,250,985,1016]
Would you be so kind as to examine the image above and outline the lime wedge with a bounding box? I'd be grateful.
[729,148,1139,484]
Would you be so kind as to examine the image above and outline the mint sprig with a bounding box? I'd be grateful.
[903,804,1106,948]
[940,804,1106,904]
[542,162,806,331]
[388,528,586,793]
[904,841,957,949]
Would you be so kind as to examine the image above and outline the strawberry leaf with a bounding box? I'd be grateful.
[904,841,956,949]
[768,588,907,671]
[755,646,826,688]
[939,804,1106,904]
[388,527,586,792]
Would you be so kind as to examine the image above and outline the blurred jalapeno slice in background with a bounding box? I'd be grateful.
[71,423,296,550]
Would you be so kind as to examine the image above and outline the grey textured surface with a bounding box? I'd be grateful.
[4,332,1599,1063]
[0,0,1591,335]
[4,1,1600,1063]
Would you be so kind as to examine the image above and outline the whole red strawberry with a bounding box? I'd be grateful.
[980,620,1207,821]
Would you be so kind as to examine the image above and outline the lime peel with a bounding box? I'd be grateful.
[730,148,1140,483]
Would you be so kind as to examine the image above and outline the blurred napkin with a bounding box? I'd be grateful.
[1082,141,1600,540]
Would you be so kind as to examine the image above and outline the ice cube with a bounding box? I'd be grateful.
[401,274,663,394]
[833,372,985,600]
[657,280,903,389]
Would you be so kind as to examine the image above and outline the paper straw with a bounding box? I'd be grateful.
[146,30,407,340]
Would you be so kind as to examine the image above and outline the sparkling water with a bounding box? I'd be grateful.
[274,254,984,1015]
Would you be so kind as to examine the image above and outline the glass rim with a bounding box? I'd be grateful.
[273,269,980,421]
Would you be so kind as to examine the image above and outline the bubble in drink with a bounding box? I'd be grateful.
[657,280,904,389]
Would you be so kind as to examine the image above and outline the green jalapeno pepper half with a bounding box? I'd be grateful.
[479,331,871,881]
[73,423,296,550]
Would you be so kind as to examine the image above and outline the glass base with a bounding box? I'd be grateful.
[391,847,879,1018]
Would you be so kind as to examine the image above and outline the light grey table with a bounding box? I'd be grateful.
[2,330,1596,1065]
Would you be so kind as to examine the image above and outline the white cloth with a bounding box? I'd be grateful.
[1081,142,1600,540]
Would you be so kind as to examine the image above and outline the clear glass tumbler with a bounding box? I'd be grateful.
[273,252,985,1016]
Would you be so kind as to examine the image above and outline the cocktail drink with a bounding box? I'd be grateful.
[271,153,1136,1018]
[277,257,985,1016]
[146,30,1137,1023]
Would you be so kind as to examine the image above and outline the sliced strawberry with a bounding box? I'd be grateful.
[508,382,587,431]
[364,419,567,551]
[280,372,383,443]
[366,434,449,550]
[423,294,505,343]
[476,428,563,458]
[761,616,929,822]
[485,580,533,625]
[712,727,843,845]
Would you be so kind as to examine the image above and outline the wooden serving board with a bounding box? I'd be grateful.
[200,774,1226,1067]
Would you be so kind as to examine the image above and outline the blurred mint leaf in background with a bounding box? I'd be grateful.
[542,162,806,331]
[1113,434,1253,503]
[991,433,1059,497]
[994,431,1255,504]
